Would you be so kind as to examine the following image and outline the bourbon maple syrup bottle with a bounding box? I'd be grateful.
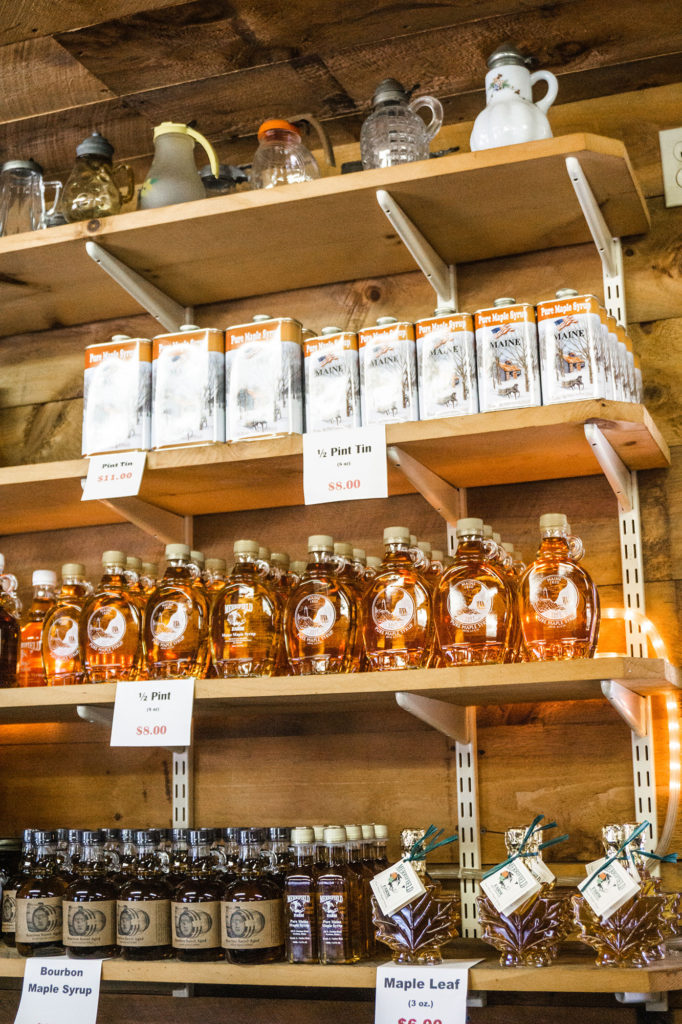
[316,826,361,963]
[17,571,56,687]
[117,829,172,960]
[363,527,434,671]
[221,828,284,964]
[284,826,318,963]
[172,828,225,962]
[145,544,210,679]
[210,540,281,677]
[42,564,91,686]
[80,551,143,683]
[284,535,357,674]
[2,828,33,947]
[16,830,68,957]
[435,518,515,665]
[63,830,118,959]
[519,514,600,660]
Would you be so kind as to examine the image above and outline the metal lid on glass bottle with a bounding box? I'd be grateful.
[323,826,347,844]
[372,78,409,106]
[76,131,115,160]
[456,517,483,538]
[290,826,315,844]
[308,535,334,552]
[383,526,410,543]
[0,158,43,175]
[487,45,529,70]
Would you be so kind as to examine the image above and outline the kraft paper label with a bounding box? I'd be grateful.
[172,901,221,949]
[2,888,17,932]
[221,898,283,949]
[117,899,170,947]
[64,900,115,947]
[16,896,63,943]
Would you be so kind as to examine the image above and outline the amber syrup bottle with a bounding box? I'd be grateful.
[363,526,434,671]
[140,563,159,596]
[16,830,68,957]
[17,571,56,687]
[284,827,318,963]
[145,544,210,679]
[0,601,19,688]
[63,829,118,959]
[334,542,365,671]
[519,514,600,660]
[117,829,172,960]
[435,518,515,665]
[346,824,374,958]
[214,827,240,885]
[210,540,281,677]
[166,828,189,890]
[266,827,294,890]
[373,825,390,873]
[284,535,357,674]
[222,828,284,964]
[204,559,227,601]
[316,826,361,964]
[172,828,225,962]
[2,829,33,947]
[110,829,137,887]
[42,564,91,685]
[80,551,143,683]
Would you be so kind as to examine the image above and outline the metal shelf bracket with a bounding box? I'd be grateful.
[376,189,457,310]
[76,704,114,729]
[583,423,634,512]
[173,747,193,828]
[600,680,647,737]
[85,240,194,331]
[395,691,471,743]
[98,495,193,547]
[387,445,467,523]
[565,156,627,323]
[615,992,668,1013]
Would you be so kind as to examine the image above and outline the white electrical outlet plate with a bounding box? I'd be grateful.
[659,127,682,208]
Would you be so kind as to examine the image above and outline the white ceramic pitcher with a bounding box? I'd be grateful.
[470,45,558,152]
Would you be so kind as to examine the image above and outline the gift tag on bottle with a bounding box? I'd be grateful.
[528,857,555,885]
[480,858,542,915]
[579,857,640,921]
[370,859,427,916]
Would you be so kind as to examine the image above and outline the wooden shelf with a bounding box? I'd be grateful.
[0,134,648,338]
[0,943,680,993]
[0,658,676,727]
[0,401,669,535]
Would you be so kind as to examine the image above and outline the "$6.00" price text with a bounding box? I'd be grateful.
[398,1018,443,1024]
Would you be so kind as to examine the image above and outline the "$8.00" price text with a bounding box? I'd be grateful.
[328,479,361,493]
[136,724,167,737]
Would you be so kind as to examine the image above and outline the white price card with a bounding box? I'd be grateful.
[303,425,388,505]
[375,961,482,1024]
[15,957,102,1024]
[81,450,146,501]
[110,678,194,747]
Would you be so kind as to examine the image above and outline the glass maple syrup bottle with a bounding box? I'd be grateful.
[2,828,34,947]
[519,514,600,660]
[316,826,361,964]
[145,544,210,679]
[63,830,118,959]
[334,541,365,671]
[363,526,434,671]
[117,829,172,960]
[221,827,284,964]
[0,600,19,688]
[42,564,91,686]
[80,551,143,683]
[373,824,390,873]
[284,535,357,674]
[17,570,56,687]
[435,518,515,665]
[210,539,281,677]
[345,824,374,957]
[172,828,225,962]
[15,830,68,957]
[284,826,318,963]
[140,562,158,595]
[204,558,227,599]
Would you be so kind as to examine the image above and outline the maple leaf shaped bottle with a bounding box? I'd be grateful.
[519,513,599,660]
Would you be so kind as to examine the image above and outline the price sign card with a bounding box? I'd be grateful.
[303,425,388,505]
[110,678,194,747]
[15,957,102,1024]
[375,961,482,1024]
[81,450,146,501]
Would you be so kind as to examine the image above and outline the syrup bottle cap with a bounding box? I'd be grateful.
[308,535,333,551]
[234,539,259,555]
[165,543,190,558]
[290,826,315,844]
[539,513,568,530]
[32,569,56,586]
[455,517,483,537]
[383,526,410,543]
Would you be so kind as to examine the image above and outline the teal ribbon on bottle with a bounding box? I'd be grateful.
[404,824,459,862]
[482,815,567,880]
[643,850,678,864]
[581,819,650,892]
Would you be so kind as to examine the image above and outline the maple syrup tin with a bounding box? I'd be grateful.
[82,334,152,456]
[536,290,608,405]
[225,315,303,441]
[358,316,419,425]
[474,299,542,412]
[304,327,361,432]
[415,308,478,419]
[152,326,225,450]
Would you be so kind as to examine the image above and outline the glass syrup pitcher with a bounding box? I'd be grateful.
[0,159,62,235]
[360,79,443,169]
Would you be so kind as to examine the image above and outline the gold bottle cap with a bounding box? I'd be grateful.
[142,562,158,575]
[33,569,56,586]
[290,826,315,844]
[383,526,410,543]
[205,558,226,571]
[334,542,353,557]
[190,550,205,565]
[271,552,290,568]
[373,824,389,839]
[308,535,333,551]
[431,549,444,561]
[366,556,382,568]
[165,543,190,559]
[361,824,375,839]
[539,513,568,530]
[502,542,514,554]
[102,550,126,565]
[455,517,483,537]
[258,546,271,560]
[291,560,308,574]
[323,825,347,844]
[312,825,326,841]
[345,824,362,841]
[234,539,259,555]
[493,297,516,306]
[353,548,366,562]
[417,541,432,554]
[126,556,142,571]
[62,562,85,576]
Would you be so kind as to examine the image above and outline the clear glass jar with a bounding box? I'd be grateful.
[360,79,443,169]
[250,120,320,190]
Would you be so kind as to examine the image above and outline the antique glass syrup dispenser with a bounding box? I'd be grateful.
[80,551,143,683]
[145,543,210,679]
[519,513,600,660]
[17,570,56,687]
[138,122,220,209]
[41,563,91,686]
[470,45,558,152]
[117,829,172,961]
[0,159,62,235]
[15,830,68,957]
[360,78,443,169]
[63,830,118,959]
[62,131,135,222]
[171,828,225,962]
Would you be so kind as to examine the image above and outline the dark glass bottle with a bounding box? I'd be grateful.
[16,830,68,957]
[346,824,374,958]
[167,828,189,889]
[266,827,293,890]
[63,829,118,959]
[373,824,390,873]
[0,604,19,688]
[222,828,284,964]
[172,828,225,962]
[57,828,82,884]
[284,827,318,963]
[110,829,137,886]
[215,827,240,884]
[2,829,33,947]
[117,829,172,960]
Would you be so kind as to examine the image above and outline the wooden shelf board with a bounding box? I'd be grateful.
[0,134,649,337]
[0,943,680,993]
[0,659,676,726]
[0,401,669,536]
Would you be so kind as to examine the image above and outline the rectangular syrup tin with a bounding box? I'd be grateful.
[152,327,225,450]
[358,319,419,424]
[536,293,608,404]
[82,336,152,456]
[474,302,542,412]
[225,316,303,441]
[415,310,478,419]
[304,330,361,432]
